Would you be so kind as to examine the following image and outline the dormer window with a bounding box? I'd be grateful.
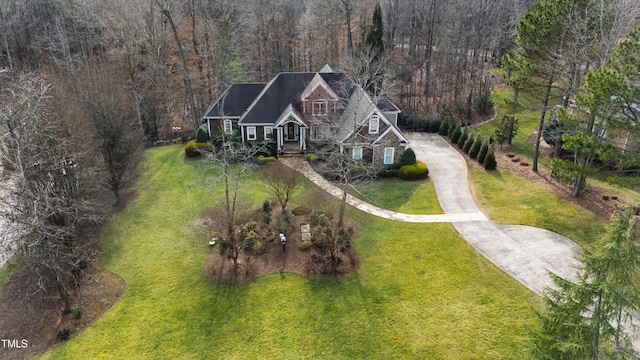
[313,100,328,116]
[369,114,379,134]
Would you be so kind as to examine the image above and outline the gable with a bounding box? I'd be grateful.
[239,73,316,125]
[301,73,339,101]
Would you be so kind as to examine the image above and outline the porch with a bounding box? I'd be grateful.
[276,121,307,154]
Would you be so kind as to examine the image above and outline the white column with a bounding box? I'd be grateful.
[300,128,306,150]
[277,128,283,150]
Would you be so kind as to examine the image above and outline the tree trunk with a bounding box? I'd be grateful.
[158,4,200,129]
[533,76,554,172]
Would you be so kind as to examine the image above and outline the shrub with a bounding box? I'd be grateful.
[378,169,398,178]
[477,142,489,164]
[469,137,483,159]
[438,120,451,135]
[457,129,469,149]
[483,149,497,170]
[262,199,271,213]
[57,328,71,341]
[426,119,442,133]
[292,206,311,216]
[257,155,276,165]
[195,128,208,143]
[252,240,265,255]
[307,153,319,164]
[450,125,462,144]
[462,135,475,153]
[474,94,494,114]
[447,121,457,137]
[399,148,417,166]
[184,139,211,157]
[398,160,429,180]
[299,240,313,251]
[274,210,290,234]
[74,309,82,319]
[241,222,259,251]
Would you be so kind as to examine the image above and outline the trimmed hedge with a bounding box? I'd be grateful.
[398,160,429,180]
[307,153,319,164]
[257,155,276,165]
[184,140,211,157]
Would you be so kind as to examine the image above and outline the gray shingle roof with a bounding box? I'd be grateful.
[204,83,266,118]
[239,72,355,125]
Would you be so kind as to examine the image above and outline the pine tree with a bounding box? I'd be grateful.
[462,135,475,153]
[530,206,640,358]
[365,4,384,56]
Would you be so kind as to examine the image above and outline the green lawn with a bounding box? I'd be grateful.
[470,168,605,249]
[40,144,541,359]
[350,179,443,214]
[0,256,21,289]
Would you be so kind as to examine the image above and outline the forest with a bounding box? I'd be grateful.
[0,0,550,140]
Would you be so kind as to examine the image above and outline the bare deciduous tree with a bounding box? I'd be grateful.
[0,69,105,312]
[76,62,144,203]
[261,162,302,212]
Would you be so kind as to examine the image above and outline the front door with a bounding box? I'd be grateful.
[285,122,298,141]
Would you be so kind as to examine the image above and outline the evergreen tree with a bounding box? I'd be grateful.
[477,142,489,164]
[457,128,469,149]
[399,147,417,166]
[531,206,640,358]
[483,149,497,170]
[450,125,462,144]
[365,4,384,55]
[469,137,483,159]
[462,135,475,154]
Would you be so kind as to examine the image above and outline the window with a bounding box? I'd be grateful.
[223,119,233,134]
[313,100,328,116]
[369,114,379,134]
[383,147,395,165]
[246,127,257,140]
[352,147,363,161]
[264,127,273,141]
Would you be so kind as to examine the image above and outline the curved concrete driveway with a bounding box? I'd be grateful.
[283,133,581,296]
[408,133,581,295]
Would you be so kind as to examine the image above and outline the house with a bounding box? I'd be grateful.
[202,65,408,165]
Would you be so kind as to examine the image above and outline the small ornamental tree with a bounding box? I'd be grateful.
[399,147,417,166]
[469,137,483,159]
[477,142,489,164]
[483,148,497,170]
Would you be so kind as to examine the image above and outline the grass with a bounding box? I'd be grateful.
[0,256,22,289]
[470,168,606,249]
[39,144,542,359]
[350,178,443,214]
